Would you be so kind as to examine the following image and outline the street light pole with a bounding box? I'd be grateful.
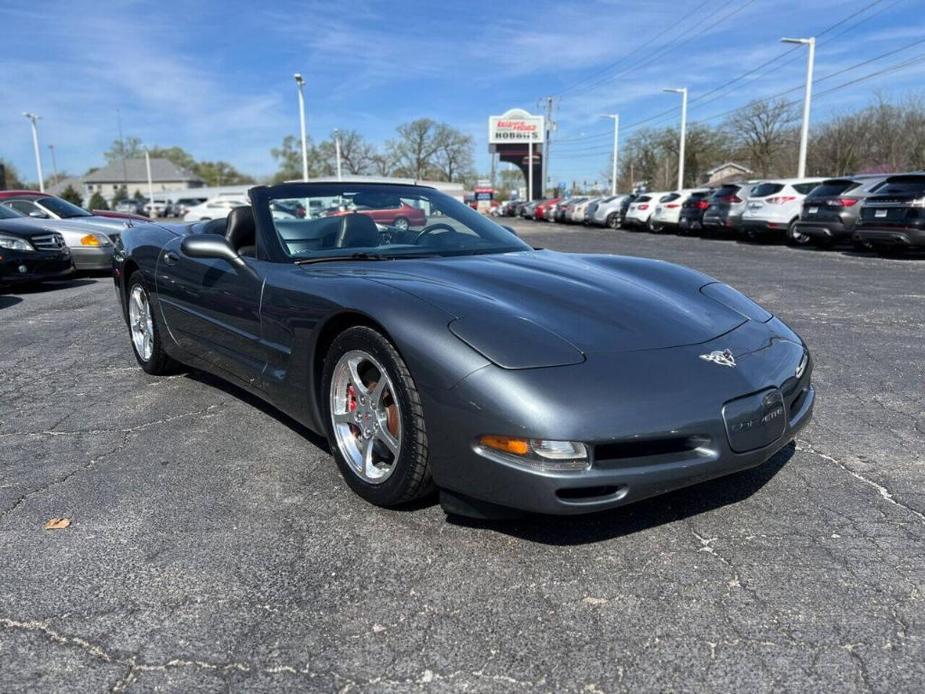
[782,36,816,178]
[23,112,44,193]
[48,144,59,187]
[293,73,309,181]
[662,88,687,190]
[144,147,155,217]
[602,114,620,195]
[334,129,343,181]
[528,136,534,203]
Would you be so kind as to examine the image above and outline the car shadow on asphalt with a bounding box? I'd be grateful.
[2,278,98,295]
[448,443,795,545]
[184,369,331,453]
[0,295,23,310]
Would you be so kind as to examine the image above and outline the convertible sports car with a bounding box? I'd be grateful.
[114,182,814,518]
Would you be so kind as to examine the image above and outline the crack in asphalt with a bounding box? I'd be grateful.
[796,441,925,524]
[0,404,224,440]
[0,616,546,692]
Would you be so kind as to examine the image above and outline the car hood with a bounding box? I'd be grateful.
[0,216,115,241]
[360,250,748,363]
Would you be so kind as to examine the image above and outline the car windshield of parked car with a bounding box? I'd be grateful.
[266,185,531,261]
[0,205,24,220]
[806,180,858,198]
[751,183,784,198]
[873,176,925,196]
[38,196,92,218]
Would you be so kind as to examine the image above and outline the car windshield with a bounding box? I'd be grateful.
[806,180,859,198]
[751,183,784,198]
[874,176,925,196]
[38,196,92,218]
[0,205,24,220]
[265,184,531,261]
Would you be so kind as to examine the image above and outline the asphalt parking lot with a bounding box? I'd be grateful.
[1,220,923,692]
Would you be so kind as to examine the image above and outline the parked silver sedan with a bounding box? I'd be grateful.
[0,205,114,271]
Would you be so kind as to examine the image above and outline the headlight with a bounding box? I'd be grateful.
[80,234,109,247]
[701,282,772,322]
[477,435,590,471]
[0,235,34,252]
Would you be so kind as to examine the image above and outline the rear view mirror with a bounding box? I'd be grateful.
[181,233,245,268]
[502,225,518,237]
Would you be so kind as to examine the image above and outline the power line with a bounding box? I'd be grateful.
[551,0,901,148]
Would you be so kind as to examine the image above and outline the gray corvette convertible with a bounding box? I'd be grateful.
[113,182,814,517]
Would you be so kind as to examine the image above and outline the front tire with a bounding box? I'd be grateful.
[322,326,432,507]
[606,213,619,229]
[126,271,179,375]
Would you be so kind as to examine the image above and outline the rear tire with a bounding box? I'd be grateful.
[126,271,180,375]
[393,217,410,231]
[786,219,811,246]
[322,326,433,507]
[606,213,619,229]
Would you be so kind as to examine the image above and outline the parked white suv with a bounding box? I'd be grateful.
[651,189,710,232]
[183,196,249,222]
[740,178,824,242]
[624,192,670,229]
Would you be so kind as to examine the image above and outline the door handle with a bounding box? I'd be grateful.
[163,251,179,266]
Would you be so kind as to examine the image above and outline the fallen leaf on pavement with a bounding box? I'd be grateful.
[43,518,71,530]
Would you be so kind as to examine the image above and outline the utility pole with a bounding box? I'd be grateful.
[542,96,556,197]
[47,144,59,187]
[293,73,309,181]
[602,114,619,195]
[781,37,815,178]
[528,136,534,202]
[117,108,128,189]
[144,147,155,217]
[662,87,687,190]
[23,112,44,192]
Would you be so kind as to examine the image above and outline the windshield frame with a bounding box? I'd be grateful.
[35,196,92,218]
[250,182,532,264]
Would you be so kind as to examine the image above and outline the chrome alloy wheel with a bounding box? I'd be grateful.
[128,284,154,362]
[330,350,402,484]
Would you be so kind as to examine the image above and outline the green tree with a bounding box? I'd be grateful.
[271,135,325,183]
[0,158,25,189]
[133,189,145,201]
[146,145,196,172]
[194,160,255,187]
[88,191,109,210]
[104,136,144,164]
[60,185,83,206]
[112,185,129,204]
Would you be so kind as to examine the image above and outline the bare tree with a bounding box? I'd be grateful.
[727,98,797,177]
[387,119,443,179]
[432,124,474,182]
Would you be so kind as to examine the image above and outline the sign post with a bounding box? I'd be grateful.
[488,108,545,201]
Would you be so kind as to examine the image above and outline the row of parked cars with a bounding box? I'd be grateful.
[498,172,925,255]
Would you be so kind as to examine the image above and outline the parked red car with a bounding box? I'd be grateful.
[534,198,561,221]
[327,192,427,230]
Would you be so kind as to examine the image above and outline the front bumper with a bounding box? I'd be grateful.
[854,226,925,247]
[0,249,75,284]
[70,245,114,271]
[423,319,813,515]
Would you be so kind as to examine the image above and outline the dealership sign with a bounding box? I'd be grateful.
[488,108,545,144]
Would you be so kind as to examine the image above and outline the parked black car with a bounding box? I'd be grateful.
[702,183,751,235]
[613,194,637,229]
[678,190,714,235]
[854,174,925,254]
[792,175,886,248]
[0,220,74,285]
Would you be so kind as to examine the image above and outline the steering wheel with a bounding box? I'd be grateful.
[414,222,457,244]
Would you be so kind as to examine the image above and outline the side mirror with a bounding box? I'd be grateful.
[181,233,245,268]
[501,225,518,237]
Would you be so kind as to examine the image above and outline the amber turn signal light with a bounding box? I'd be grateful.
[479,435,530,456]
[80,234,101,247]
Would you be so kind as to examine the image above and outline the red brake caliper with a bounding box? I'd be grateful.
[347,385,358,412]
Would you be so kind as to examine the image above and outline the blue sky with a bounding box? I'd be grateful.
[2,0,924,187]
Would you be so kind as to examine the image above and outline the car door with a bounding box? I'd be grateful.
[155,236,267,387]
